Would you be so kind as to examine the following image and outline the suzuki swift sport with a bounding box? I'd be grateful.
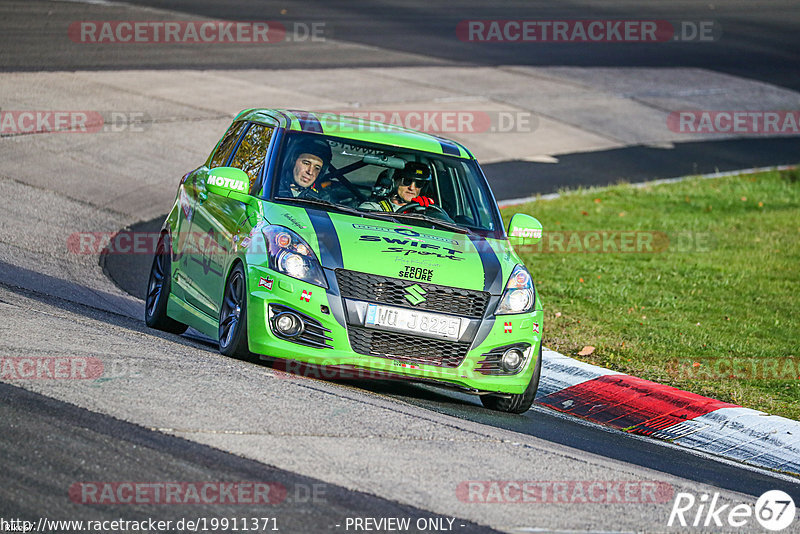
[145,109,544,413]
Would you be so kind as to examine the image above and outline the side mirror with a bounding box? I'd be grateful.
[206,167,250,198]
[507,213,543,245]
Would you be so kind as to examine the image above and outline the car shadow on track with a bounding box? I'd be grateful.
[0,259,219,357]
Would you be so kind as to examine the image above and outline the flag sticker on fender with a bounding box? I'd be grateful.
[258,277,273,290]
[504,322,512,333]
[300,290,312,302]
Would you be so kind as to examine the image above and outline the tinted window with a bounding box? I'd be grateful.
[209,121,246,168]
[230,123,273,190]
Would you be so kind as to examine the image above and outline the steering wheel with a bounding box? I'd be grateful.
[397,201,453,221]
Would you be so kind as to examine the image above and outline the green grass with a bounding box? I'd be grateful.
[502,168,800,420]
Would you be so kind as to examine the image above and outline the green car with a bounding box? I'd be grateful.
[145,109,544,413]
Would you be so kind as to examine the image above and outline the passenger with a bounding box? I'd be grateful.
[359,162,435,212]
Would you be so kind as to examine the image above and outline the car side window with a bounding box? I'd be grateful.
[230,123,274,191]
[209,121,246,168]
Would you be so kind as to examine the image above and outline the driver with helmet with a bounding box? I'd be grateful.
[277,137,332,199]
[359,162,435,212]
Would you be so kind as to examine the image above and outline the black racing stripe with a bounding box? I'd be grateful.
[306,209,344,269]
[438,139,461,156]
[289,110,324,133]
[469,234,504,294]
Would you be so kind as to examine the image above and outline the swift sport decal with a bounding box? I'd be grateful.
[358,235,464,261]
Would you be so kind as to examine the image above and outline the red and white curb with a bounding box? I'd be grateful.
[535,349,800,476]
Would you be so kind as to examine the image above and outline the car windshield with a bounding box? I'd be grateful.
[269,131,502,237]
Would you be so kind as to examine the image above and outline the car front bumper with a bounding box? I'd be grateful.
[245,266,543,394]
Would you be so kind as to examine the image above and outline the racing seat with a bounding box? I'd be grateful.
[371,169,393,200]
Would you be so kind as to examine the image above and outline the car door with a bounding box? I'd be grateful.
[185,121,275,319]
[174,120,247,313]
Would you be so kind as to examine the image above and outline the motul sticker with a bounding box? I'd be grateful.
[208,175,246,192]
[509,227,542,239]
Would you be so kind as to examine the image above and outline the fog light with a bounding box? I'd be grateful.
[274,312,303,336]
[501,348,524,372]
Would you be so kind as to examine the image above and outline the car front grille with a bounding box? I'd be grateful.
[335,269,489,318]
[347,326,470,368]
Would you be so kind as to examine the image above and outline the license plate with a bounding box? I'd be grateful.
[365,304,463,340]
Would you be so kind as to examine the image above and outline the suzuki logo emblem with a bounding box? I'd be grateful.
[404,284,427,305]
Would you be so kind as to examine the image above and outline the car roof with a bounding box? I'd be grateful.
[233,108,473,159]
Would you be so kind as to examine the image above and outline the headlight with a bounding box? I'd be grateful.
[495,264,535,315]
[263,226,328,288]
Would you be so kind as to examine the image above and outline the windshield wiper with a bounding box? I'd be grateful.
[275,196,365,217]
[388,212,471,235]
[276,197,472,234]
[276,197,408,223]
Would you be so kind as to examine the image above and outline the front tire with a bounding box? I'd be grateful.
[481,345,542,414]
[145,234,188,334]
[218,263,251,359]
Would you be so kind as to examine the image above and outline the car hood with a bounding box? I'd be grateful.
[263,202,516,294]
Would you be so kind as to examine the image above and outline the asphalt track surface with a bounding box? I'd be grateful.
[1,381,495,533]
[6,0,800,93]
[2,1,800,532]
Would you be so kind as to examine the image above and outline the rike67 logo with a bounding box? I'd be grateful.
[668,490,796,531]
